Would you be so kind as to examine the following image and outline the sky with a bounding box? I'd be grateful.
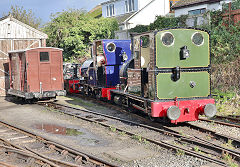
[0,0,105,25]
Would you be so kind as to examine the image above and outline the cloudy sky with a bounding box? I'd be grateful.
[0,0,105,24]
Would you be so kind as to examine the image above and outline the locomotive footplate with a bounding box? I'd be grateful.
[110,89,216,124]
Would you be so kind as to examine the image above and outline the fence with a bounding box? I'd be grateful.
[222,2,240,24]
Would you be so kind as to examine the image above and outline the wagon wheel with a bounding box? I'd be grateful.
[25,99,34,104]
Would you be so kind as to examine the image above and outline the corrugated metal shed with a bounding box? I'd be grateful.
[0,15,48,96]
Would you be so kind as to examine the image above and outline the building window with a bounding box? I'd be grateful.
[106,6,109,16]
[125,0,135,13]
[188,8,206,16]
[40,52,49,62]
[106,4,115,17]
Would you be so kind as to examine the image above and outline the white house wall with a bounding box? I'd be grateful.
[175,4,208,17]
[102,0,139,17]
[174,0,232,17]
[138,0,152,10]
[127,0,170,29]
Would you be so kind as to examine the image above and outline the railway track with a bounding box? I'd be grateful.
[72,94,240,128]
[0,144,59,167]
[215,115,240,122]
[40,101,240,166]
[0,119,116,167]
[199,116,240,128]
[68,94,240,147]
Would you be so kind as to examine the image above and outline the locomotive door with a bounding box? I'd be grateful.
[140,35,150,98]
[50,51,63,91]
[39,51,51,91]
[27,51,40,92]
[128,37,142,96]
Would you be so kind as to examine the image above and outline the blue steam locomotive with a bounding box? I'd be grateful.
[77,39,132,98]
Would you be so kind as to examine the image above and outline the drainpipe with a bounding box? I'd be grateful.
[164,0,166,15]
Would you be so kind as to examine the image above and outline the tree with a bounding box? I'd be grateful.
[43,9,118,62]
[6,5,41,29]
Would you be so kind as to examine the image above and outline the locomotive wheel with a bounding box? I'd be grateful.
[148,113,156,122]
[96,90,102,100]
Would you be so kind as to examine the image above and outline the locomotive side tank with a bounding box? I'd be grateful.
[110,28,217,123]
[8,47,66,100]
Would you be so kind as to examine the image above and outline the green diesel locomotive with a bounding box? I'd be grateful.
[110,28,216,124]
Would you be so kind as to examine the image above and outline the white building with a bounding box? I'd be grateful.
[101,0,170,39]
[172,0,232,17]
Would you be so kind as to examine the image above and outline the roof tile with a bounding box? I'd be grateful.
[172,0,220,9]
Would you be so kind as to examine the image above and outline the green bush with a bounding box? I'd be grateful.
[210,23,240,64]
[223,0,240,11]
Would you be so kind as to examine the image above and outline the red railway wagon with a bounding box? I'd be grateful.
[7,47,66,100]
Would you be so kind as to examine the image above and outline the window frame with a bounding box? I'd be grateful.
[106,4,115,17]
[40,52,50,63]
[188,8,206,16]
[106,6,109,16]
[125,0,135,13]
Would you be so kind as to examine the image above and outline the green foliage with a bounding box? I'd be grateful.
[119,131,126,136]
[109,126,117,132]
[210,24,240,64]
[223,0,240,11]
[222,152,238,167]
[208,7,239,105]
[5,5,41,29]
[198,11,240,64]
[212,89,240,116]
[129,25,149,33]
[223,140,234,149]
[132,135,142,142]
[43,9,118,62]
[194,146,202,154]
[213,89,236,103]
[176,149,185,156]
[149,16,179,30]
[129,15,187,33]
